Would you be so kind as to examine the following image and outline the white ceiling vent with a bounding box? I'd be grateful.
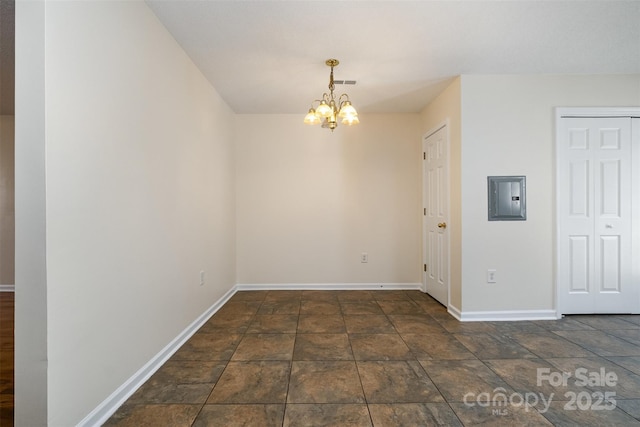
[334,80,357,85]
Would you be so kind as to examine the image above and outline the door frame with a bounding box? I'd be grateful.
[555,107,640,316]
[422,120,450,308]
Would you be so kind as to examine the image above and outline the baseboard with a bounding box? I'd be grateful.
[77,286,237,427]
[236,282,423,291]
[455,309,558,322]
[447,304,462,320]
[0,284,15,292]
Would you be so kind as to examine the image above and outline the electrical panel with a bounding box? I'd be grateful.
[488,176,526,221]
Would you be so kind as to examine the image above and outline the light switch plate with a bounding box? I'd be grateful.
[487,269,497,283]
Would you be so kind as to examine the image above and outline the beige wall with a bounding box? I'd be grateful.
[459,74,640,313]
[0,116,14,285]
[236,114,422,286]
[16,2,236,425]
[419,78,462,309]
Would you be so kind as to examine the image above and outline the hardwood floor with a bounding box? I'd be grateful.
[0,292,13,427]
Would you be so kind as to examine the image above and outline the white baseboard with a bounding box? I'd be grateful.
[454,309,558,322]
[77,286,237,427]
[447,304,462,320]
[0,284,15,292]
[446,303,557,322]
[236,282,423,291]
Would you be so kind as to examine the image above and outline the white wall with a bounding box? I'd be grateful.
[0,116,14,286]
[16,2,236,426]
[236,114,422,286]
[15,1,48,424]
[460,74,640,313]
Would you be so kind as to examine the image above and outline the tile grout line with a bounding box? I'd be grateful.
[341,300,373,425]
[281,301,301,426]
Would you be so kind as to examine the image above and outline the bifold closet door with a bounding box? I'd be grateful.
[558,117,638,314]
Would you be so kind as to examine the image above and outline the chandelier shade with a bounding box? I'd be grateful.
[315,101,333,118]
[304,59,359,131]
[338,101,357,118]
[342,115,359,126]
[304,109,321,125]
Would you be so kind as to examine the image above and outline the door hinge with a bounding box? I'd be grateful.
[423,208,426,216]
[423,152,426,160]
[423,264,427,272]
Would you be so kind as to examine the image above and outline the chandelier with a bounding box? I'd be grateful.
[304,59,359,131]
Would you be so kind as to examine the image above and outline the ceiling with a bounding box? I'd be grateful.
[146,0,640,114]
[1,1,639,116]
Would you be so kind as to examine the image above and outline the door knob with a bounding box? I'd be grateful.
[437,222,447,229]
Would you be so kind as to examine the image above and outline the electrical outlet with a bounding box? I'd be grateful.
[200,270,205,286]
[487,269,497,283]
[361,252,368,263]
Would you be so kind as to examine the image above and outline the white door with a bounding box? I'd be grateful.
[423,125,449,306]
[558,116,638,314]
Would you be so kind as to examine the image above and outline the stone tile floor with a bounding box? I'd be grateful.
[105,290,640,426]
